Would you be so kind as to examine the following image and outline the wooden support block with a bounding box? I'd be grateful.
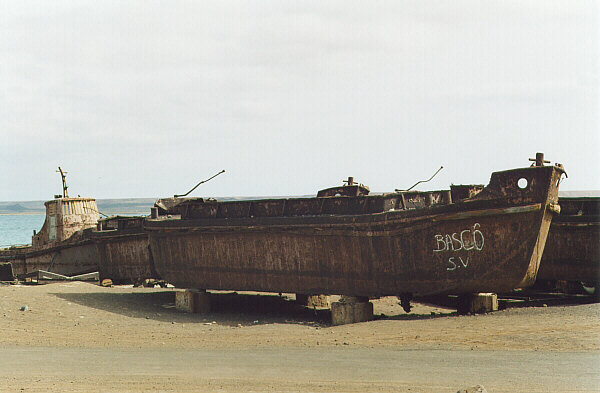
[457,293,498,314]
[175,290,211,314]
[331,298,373,326]
[339,296,369,304]
[175,290,195,313]
[308,295,329,308]
[295,294,329,308]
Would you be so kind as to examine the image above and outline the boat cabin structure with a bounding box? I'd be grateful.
[32,197,100,247]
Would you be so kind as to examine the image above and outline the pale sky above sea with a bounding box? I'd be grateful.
[1,1,598,201]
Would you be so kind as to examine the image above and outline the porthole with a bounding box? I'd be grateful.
[517,178,528,189]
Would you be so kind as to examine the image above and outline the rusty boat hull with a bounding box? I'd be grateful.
[0,236,99,278]
[0,196,101,278]
[92,216,156,284]
[146,165,563,297]
[537,196,600,284]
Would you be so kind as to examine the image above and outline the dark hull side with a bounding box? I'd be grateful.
[94,233,154,283]
[93,217,155,284]
[146,165,562,297]
[0,240,99,278]
[537,197,600,283]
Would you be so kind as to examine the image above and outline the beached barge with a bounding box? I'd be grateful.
[92,216,155,284]
[146,160,564,297]
[537,194,600,287]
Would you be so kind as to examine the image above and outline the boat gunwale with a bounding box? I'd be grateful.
[0,237,96,260]
[144,202,544,234]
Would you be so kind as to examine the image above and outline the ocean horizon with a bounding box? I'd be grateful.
[0,214,46,247]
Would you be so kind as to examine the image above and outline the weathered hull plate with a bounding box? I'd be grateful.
[538,197,600,283]
[95,233,154,283]
[149,206,550,296]
[2,241,99,278]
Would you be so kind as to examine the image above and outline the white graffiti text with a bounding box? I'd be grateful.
[433,223,484,253]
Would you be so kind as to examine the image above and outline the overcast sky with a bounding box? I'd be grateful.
[1,1,597,201]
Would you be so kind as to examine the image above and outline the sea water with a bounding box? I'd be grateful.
[0,214,46,247]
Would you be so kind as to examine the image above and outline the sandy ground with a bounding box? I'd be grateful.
[1,281,599,392]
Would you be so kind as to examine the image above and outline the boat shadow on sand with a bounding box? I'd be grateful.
[416,291,598,313]
[50,289,457,326]
[51,290,329,326]
[53,286,596,326]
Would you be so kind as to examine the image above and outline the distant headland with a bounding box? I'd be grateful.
[0,198,156,215]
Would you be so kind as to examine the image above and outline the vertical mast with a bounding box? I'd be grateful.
[57,167,69,198]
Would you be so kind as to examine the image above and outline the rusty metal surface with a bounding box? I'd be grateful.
[94,234,153,284]
[1,239,99,278]
[538,197,600,283]
[93,216,155,283]
[0,216,153,281]
[146,165,563,297]
[176,191,457,220]
[450,185,484,202]
[317,177,370,197]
